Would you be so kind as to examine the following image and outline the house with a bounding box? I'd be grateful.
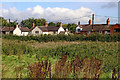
[13,24,30,36]
[75,18,116,35]
[110,24,120,35]
[30,22,65,35]
[2,26,15,34]
[2,24,30,36]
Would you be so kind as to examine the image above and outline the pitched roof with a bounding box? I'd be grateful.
[2,26,30,32]
[19,27,30,32]
[36,26,60,32]
[79,24,115,32]
[2,27,15,31]
[47,26,59,31]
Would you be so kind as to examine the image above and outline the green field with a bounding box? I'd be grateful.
[2,38,120,78]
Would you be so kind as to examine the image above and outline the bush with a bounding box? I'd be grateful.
[2,33,120,42]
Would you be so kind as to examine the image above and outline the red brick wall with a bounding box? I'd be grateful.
[110,24,120,35]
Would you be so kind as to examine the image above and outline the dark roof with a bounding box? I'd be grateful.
[39,27,48,32]
[2,26,29,32]
[30,27,35,31]
[79,24,115,32]
[2,27,15,31]
[37,26,59,32]
[47,26,59,31]
[20,27,30,32]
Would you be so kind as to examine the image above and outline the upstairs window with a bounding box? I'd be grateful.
[77,29,80,32]
[35,31,39,34]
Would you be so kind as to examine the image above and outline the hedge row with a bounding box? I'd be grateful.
[2,33,120,42]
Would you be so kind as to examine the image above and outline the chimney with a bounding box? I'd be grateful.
[89,19,91,25]
[60,22,62,27]
[78,21,80,26]
[16,23,18,28]
[107,18,110,25]
[45,22,48,27]
[32,22,35,27]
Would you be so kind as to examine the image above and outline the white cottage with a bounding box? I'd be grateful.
[75,21,83,33]
[30,22,65,35]
[13,24,30,36]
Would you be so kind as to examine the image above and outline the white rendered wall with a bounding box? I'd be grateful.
[13,27,21,36]
[43,32,48,35]
[21,32,29,36]
[58,27,65,34]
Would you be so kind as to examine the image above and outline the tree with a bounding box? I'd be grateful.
[20,18,47,29]
[67,23,77,33]
[0,17,16,27]
[0,17,8,26]
[48,22,56,26]
[55,22,61,27]
[62,24,68,28]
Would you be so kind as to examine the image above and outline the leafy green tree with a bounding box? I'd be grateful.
[67,23,77,33]
[21,18,46,29]
[48,22,56,26]
[0,17,8,26]
[55,22,61,27]
[0,17,16,27]
[62,24,68,28]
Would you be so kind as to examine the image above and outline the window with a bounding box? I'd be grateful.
[114,28,120,32]
[77,29,80,32]
[35,31,39,34]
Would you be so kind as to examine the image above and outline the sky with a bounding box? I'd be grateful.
[1,1,119,24]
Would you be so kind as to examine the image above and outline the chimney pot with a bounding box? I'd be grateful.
[32,22,35,27]
[60,22,62,27]
[107,18,110,25]
[89,19,91,25]
[78,21,80,25]
[45,22,48,27]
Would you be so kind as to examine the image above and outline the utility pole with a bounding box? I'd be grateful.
[9,19,10,33]
[92,14,94,32]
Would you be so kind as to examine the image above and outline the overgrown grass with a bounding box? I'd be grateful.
[2,38,119,78]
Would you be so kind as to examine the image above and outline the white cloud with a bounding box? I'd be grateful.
[27,8,31,11]
[32,5,44,14]
[1,5,105,24]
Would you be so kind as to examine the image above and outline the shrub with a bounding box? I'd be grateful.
[2,33,120,42]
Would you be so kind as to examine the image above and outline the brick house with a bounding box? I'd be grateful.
[75,18,117,35]
[110,24,120,35]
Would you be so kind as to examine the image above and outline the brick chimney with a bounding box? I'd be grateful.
[45,22,48,27]
[32,22,35,27]
[89,19,91,25]
[78,21,80,26]
[60,22,62,27]
[107,18,110,25]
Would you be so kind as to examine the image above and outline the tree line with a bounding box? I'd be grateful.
[0,17,77,33]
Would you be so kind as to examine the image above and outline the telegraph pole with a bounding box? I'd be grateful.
[92,14,94,32]
[9,19,10,33]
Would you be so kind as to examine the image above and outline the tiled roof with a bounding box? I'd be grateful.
[80,24,115,31]
[47,26,59,31]
[2,26,30,32]
[38,26,59,32]
[2,27,15,31]
[20,27,30,32]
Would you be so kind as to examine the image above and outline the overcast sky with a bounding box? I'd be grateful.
[1,1,119,24]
